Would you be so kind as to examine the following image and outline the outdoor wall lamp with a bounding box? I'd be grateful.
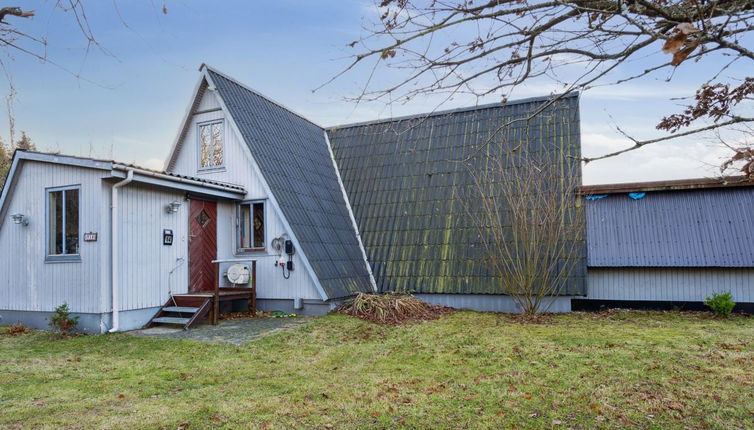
[10,213,29,226]
[165,200,182,214]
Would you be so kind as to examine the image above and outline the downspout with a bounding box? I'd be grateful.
[109,169,134,333]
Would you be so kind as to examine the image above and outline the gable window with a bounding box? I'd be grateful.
[47,186,80,261]
[198,120,224,170]
[238,201,265,252]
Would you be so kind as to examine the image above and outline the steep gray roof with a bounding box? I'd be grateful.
[327,94,586,295]
[205,68,373,299]
[585,187,754,267]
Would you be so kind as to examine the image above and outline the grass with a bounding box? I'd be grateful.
[1,311,753,429]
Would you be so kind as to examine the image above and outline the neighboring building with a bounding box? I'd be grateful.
[578,178,754,312]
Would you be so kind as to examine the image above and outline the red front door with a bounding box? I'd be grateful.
[188,199,217,293]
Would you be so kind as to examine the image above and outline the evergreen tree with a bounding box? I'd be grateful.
[15,131,36,151]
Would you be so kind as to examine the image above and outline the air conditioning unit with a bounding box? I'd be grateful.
[226,264,251,285]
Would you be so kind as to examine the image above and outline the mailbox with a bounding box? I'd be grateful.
[163,229,174,246]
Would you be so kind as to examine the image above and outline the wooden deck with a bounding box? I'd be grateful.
[174,287,255,325]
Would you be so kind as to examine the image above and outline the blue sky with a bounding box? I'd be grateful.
[3,1,742,184]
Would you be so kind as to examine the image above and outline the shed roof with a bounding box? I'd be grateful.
[203,67,374,299]
[585,187,754,267]
[581,176,754,195]
[327,93,586,295]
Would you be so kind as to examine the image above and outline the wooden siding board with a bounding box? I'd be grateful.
[0,162,106,313]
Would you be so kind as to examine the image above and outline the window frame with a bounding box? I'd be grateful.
[236,199,267,254]
[45,184,82,263]
[196,119,226,172]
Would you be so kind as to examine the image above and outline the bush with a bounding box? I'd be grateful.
[336,293,454,325]
[6,322,30,336]
[49,303,79,335]
[704,292,736,317]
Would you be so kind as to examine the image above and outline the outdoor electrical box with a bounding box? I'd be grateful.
[163,229,174,246]
[285,240,295,255]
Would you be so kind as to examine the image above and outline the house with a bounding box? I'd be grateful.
[0,66,375,333]
[4,65,749,333]
[577,177,754,313]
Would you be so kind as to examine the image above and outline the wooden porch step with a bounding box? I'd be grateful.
[163,306,199,313]
[152,316,192,325]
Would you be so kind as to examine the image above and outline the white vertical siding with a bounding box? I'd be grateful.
[117,183,189,311]
[587,267,754,302]
[0,161,107,313]
[171,89,321,300]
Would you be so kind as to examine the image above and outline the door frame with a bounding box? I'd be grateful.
[187,196,219,293]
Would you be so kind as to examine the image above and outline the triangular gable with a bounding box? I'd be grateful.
[168,66,375,300]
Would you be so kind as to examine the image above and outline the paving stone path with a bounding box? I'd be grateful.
[129,317,313,345]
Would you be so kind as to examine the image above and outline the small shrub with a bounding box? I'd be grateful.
[7,322,31,336]
[704,292,736,317]
[48,303,79,335]
[336,293,454,324]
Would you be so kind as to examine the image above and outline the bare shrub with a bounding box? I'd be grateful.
[467,151,584,315]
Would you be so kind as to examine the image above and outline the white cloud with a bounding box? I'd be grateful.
[582,132,733,185]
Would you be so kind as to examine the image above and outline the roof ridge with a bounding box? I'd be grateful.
[201,64,324,130]
[327,92,579,130]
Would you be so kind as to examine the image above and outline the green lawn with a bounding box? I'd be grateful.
[1,311,753,429]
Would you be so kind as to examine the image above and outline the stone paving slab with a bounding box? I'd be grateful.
[128,317,314,345]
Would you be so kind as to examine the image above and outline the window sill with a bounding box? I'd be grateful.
[236,248,266,255]
[45,255,82,264]
[197,167,226,174]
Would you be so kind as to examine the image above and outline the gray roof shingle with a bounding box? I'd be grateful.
[327,94,586,295]
[206,68,373,299]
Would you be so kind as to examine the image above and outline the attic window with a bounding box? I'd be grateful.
[238,201,265,252]
[198,120,224,170]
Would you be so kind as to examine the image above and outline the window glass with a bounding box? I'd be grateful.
[253,202,264,248]
[49,191,63,254]
[238,201,265,251]
[48,188,79,256]
[65,189,79,254]
[199,121,224,169]
[240,204,252,249]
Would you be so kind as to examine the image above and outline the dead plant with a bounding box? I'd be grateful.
[336,293,454,325]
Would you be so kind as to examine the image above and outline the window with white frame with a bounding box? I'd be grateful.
[198,120,224,169]
[238,201,265,251]
[47,186,80,258]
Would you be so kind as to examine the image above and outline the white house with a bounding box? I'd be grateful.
[0,65,375,333]
[7,64,742,333]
